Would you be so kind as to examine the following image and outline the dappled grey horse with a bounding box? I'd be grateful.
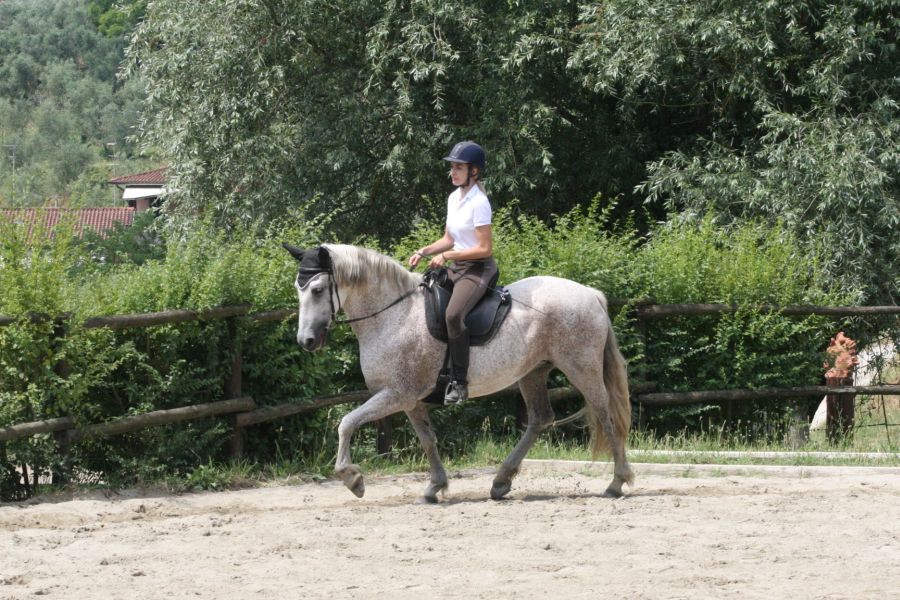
[284,243,633,502]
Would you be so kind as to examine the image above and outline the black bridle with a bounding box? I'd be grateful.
[301,267,418,326]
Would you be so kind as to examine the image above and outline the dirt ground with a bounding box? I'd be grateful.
[1,460,899,600]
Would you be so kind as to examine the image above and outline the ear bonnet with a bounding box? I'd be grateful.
[284,245,333,288]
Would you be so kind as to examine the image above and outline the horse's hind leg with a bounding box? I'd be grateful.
[562,367,633,498]
[491,364,555,500]
[405,403,448,504]
[594,388,632,498]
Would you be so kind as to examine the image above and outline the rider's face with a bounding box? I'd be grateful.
[449,162,471,187]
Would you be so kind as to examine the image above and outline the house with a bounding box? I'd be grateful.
[108,167,167,212]
[1,207,135,239]
[1,167,167,240]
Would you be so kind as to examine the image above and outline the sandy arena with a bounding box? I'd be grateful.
[1,460,899,599]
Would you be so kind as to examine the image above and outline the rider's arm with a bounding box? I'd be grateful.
[409,228,454,266]
[442,224,492,262]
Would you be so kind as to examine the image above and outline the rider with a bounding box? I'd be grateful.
[408,141,498,405]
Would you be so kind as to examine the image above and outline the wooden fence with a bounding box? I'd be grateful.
[1,301,898,462]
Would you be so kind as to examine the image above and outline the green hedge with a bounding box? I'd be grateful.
[400,202,857,435]
[0,206,866,499]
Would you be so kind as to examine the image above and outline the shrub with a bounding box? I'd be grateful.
[398,202,858,443]
[0,215,361,498]
[0,206,874,499]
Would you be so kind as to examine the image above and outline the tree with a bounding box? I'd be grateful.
[571,0,899,303]
[0,0,147,207]
[88,0,147,39]
[126,0,665,237]
[127,0,898,302]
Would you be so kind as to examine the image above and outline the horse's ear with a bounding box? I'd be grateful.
[317,246,332,269]
[282,242,306,261]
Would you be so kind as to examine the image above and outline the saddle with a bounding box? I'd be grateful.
[420,268,511,406]
[421,268,512,346]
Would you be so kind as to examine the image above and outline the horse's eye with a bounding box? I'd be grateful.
[311,287,324,295]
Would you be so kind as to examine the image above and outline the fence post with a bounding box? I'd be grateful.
[51,317,71,486]
[824,332,858,445]
[375,416,393,456]
[826,375,855,444]
[786,398,810,447]
[225,317,245,460]
[514,396,527,432]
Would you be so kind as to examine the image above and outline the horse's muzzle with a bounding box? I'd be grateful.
[298,328,327,352]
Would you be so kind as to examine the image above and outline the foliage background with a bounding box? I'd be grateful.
[126,0,898,304]
[1,1,895,302]
[1,1,897,499]
[1,207,867,499]
[0,0,152,207]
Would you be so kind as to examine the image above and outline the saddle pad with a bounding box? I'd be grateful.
[424,283,511,346]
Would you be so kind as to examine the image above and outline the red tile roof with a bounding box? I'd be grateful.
[108,167,167,185]
[1,208,135,239]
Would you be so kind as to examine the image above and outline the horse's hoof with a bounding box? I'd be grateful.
[414,481,447,504]
[348,473,365,498]
[602,486,624,499]
[490,481,511,500]
[338,466,366,498]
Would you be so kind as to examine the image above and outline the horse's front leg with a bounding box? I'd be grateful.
[405,403,448,503]
[335,388,407,497]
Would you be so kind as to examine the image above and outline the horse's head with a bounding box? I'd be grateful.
[284,243,338,351]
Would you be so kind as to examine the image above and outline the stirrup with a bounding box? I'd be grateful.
[444,381,468,405]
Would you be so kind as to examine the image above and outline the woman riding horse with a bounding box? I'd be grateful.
[284,242,634,502]
[284,145,633,502]
[408,141,498,405]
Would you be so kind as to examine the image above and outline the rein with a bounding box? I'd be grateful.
[305,250,540,328]
[322,270,418,326]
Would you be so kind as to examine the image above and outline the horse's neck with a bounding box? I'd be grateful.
[338,277,413,322]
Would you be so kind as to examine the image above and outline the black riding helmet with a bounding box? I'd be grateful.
[443,141,486,170]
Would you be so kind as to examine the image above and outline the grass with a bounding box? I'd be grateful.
[138,394,900,494]
[356,395,900,475]
[15,396,899,500]
[350,401,900,480]
[808,394,899,451]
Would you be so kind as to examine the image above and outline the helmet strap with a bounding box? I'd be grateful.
[465,165,479,188]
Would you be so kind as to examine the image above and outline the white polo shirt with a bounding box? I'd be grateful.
[446,186,492,251]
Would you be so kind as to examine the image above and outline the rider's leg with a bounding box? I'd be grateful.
[445,330,470,403]
[444,263,488,404]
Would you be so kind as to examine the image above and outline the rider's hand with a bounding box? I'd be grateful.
[408,250,427,268]
[428,253,447,269]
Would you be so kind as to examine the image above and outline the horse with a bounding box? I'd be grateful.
[284,243,634,502]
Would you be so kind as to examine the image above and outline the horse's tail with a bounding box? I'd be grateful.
[586,292,632,459]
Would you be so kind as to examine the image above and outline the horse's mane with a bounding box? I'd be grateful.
[324,244,422,295]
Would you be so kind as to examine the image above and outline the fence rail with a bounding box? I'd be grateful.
[637,385,900,406]
[2,301,900,330]
[0,300,897,460]
[81,304,253,330]
[631,303,900,318]
[2,384,898,445]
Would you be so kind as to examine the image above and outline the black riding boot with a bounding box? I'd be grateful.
[445,331,470,405]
